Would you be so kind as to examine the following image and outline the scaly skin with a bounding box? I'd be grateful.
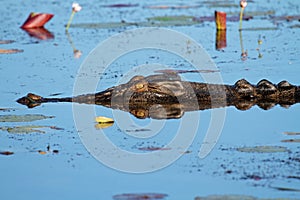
[17,74,300,119]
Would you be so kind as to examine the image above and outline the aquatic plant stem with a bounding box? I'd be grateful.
[239,31,247,61]
[239,7,244,31]
[66,11,75,31]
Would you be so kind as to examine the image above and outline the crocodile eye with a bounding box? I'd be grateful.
[27,93,42,101]
[136,110,145,118]
[135,83,144,90]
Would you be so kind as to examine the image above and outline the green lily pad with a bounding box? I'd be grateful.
[0,125,62,134]
[237,146,289,153]
[71,15,199,29]
[242,27,278,31]
[0,114,54,122]
[147,15,194,22]
[227,10,276,16]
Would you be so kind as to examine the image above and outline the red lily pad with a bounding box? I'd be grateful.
[0,151,14,156]
[22,27,54,40]
[21,12,54,29]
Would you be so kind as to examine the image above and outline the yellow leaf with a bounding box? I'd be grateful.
[95,116,114,124]
[95,123,114,129]
[38,150,47,155]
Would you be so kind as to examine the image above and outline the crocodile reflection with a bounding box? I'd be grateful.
[17,74,300,119]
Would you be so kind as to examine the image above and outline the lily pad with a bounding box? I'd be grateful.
[95,123,114,129]
[0,151,14,156]
[283,131,300,135]
[102,4,139,8]
[145,5,201,9]
[195,195,256,200]
[0,40,15,44]
[227,10,276,16]
[113,193,168,200]
[0,108,17,112]
[241,27,278,31]
[0,49,23,54]
[138,147,171,151]
[237,146,289,153]
[0,125,61,134]
[281,139,300,143]
[0,114,54,122]
[147,15,194,22]
[71,18,199,29]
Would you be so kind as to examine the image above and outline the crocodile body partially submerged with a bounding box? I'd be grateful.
[17,74,300,119]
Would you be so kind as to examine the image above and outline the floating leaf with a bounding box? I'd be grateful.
[0,125,61,134]
[52,150,59,154]
[0,108,17,112]
[22,27,54,40]
[0,151,14,156]
[138,147,171,151]
[145,5,201,9]
[195,195,256,200]
[0,40,15,44]
[155,69,220,74]
[148,15,194,22]
[237,146,289,153]
[21,12,54,28]
[125,129,151,132]
[227,10,276,16]
[38,150,47,155]
[113,193,168,200]
[71,19,199,29]
[102,4,139,8]
[281,139,300,143]
[193,15,253,22]
[271,15,300,22]
[283,131,300,135]
[95,123,113,129]
[241,27,278,31]
[0,49,23,54]
[0,114,54,122]
[270,185,300,192]
[95,116,114,123]
[287,176,300,180]
[289,24,300,29]
[205,1,239,8]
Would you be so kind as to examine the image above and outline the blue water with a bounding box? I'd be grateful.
[1,0,300,199]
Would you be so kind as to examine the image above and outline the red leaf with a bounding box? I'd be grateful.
[22,27,54,40]
[21,12,54,29]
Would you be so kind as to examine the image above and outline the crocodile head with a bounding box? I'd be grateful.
[109,74,187,104]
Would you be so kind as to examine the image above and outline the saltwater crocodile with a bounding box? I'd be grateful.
[17,74,300,119]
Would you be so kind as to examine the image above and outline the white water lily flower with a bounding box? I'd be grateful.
[240,0,247,8]
[74,49,82,58]
[72,2,82,12]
